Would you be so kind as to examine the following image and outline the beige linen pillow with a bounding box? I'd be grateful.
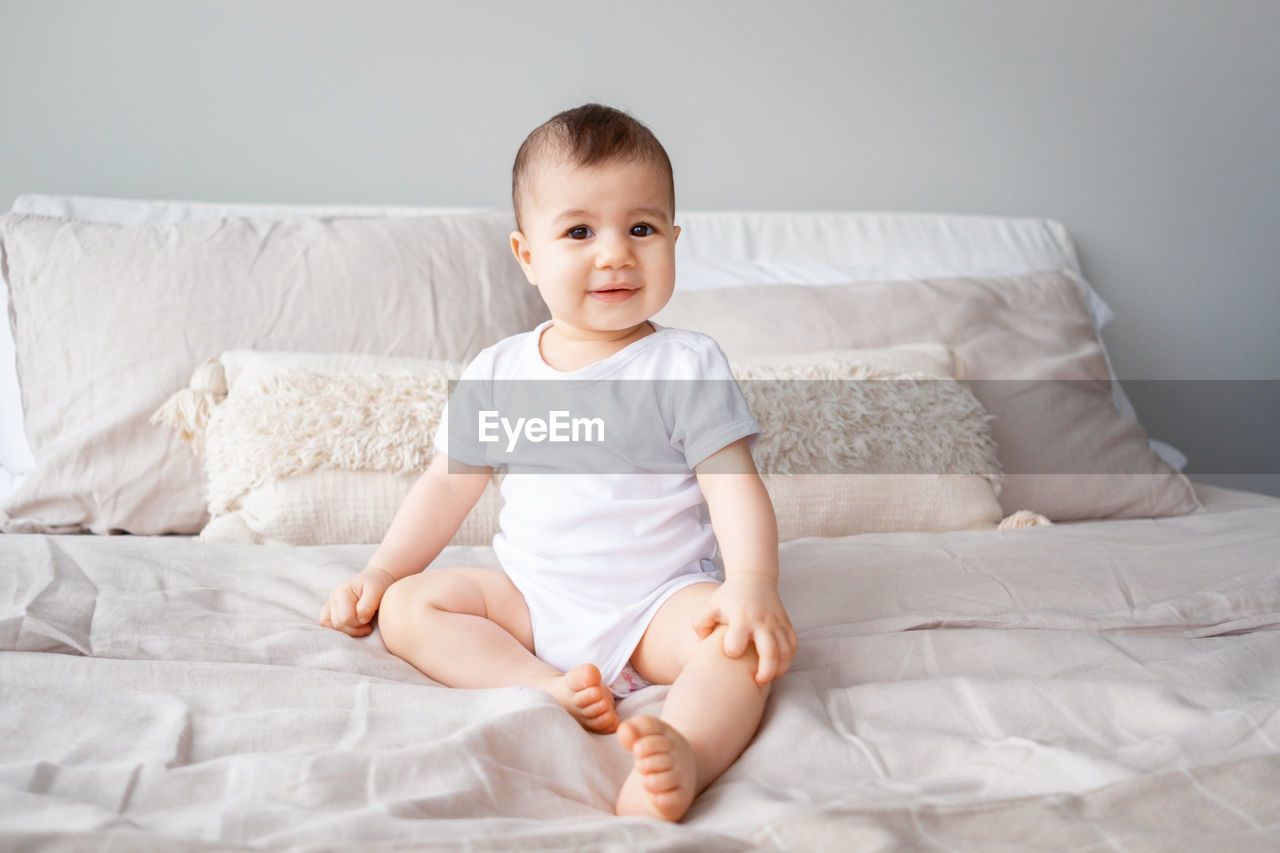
[156,350,500,546]
[733,346,1010,539]
[156,344,1023,545]
[0,211,546,534]
[654,270,1201,521]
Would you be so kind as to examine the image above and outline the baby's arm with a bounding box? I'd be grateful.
[319,453,493,636]
[693,437,799,685]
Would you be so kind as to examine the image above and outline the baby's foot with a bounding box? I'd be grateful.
[540,663,618,734]
[614,715,698,821]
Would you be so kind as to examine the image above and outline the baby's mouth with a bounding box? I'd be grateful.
[589,284,639,302]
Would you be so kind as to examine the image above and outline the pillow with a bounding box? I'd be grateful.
[654,271,1201,521]
[670,209,1140,431]
[0,198,487,504]
[732,347,1013,540]
[156,344,1032,546]
[154,350,501,546]
[0,211,546,535]
[8,193,486,223]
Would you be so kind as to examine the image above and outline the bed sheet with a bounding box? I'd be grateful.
[2,486,1279,850]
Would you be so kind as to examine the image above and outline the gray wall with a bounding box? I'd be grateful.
[3,0,1277,494]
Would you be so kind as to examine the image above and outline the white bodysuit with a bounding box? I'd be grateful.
[435,321,759,688]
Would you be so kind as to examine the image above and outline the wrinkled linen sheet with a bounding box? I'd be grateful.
[2,485,1280,851]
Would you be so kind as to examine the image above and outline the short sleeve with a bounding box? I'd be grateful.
[666,337,760,469]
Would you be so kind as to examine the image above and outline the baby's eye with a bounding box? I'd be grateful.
[630,223,655,237]
[566,226,593,240]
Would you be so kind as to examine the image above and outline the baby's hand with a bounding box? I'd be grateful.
[692,573,798,686]
[319,566,396,637]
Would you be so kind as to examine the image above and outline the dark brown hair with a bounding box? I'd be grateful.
[511,103,675,230]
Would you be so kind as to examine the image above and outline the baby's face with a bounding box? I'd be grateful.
[511,157,679,339]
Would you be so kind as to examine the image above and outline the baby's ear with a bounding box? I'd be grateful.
[673,224,681,244]
[509,230,538,285]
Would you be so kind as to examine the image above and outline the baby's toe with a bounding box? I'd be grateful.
[562,664,617,733]
[565,663,604,692]
[579,695,615,720]
[573,684,606,708]
[641,768,683,794]
[630,732,672,762]
[638,751,675,773]
[614,717,697,821]
[617,715,665,750]
[584,703,619,733]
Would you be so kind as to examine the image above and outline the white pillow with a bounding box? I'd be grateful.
[0,210,545,534]
[669,211,1159,456]
[0,195,486,504]
[672,210,1110,323]
[7,193,486,223]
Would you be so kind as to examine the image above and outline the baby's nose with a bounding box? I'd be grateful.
[594,233,636,268]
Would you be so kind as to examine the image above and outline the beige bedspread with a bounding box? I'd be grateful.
[2,485,1279,851]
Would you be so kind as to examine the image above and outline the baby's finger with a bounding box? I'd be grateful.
[355,587,380,624]
[723,621,750,658]
[339,622,374,638]
[753,630,779,685]
[330,590,358,629]
[774,623,795,655]
[691,606,719,639]
[773,630,794,680]
[319,602,332,628]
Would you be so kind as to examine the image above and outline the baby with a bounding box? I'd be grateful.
[320,103,797,822]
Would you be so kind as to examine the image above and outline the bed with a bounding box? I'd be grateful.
[3,196,1278,851]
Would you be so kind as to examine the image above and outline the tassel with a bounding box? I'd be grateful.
[998,509,1053,530]
[151,357,227,452]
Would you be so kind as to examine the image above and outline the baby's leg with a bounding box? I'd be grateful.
[378,568,618,733]
[616,584,768,820]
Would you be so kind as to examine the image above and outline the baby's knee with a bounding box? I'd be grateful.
[697,625,761,670]
[374,577,413,648]
[696,627,773,696]
[377,576,412,619]
[377,575,452,650]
